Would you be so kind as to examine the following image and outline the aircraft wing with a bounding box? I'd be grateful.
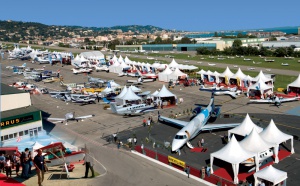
[158,115,189,128]
[201,123,240,131]
[142,79,154,83]
[74,115,95,119]
[47,118,66,122]
[280,97,299,103]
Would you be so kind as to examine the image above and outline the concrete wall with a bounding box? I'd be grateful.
[1,93,31,111]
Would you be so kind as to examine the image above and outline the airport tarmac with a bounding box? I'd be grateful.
[1,55,300,186]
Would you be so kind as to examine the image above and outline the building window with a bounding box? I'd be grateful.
[14,133,18,138]
[19,131,24,136]
[9,134,13,139]
[38,127,42,131]
[4,135,8,140]
[25,130,29,135]
[1,136,3,141]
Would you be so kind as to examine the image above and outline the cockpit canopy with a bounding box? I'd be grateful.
[174,134,187,139]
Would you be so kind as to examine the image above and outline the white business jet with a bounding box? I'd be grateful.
[158,90,240,152]
[109,103,157,116]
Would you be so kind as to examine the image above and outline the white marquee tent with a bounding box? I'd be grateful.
[253,165,287,186]
[158,67,172,82]
[239,128,278,163]
[210,135,259,184]
[229,68,247,86]
[169,59,179,68]
[259,119,294,154]
[252,70,273,84]
[167,68,187,82]
[115,87,142,105]
[248,78,273,97]
[287,74,300,92]
[228,114,263,139]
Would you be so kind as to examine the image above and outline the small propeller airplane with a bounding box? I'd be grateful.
[158,89,240,152]
[126,77,154,85]
[87,75,106,84]
[248,96,299,107]
[109,103,157,116]
[200,85,242,99]
[47,112,95,124]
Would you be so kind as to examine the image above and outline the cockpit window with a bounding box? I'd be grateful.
[175,135,187,139]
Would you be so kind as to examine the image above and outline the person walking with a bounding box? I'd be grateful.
[33,149,46,186]
[13,153,21,176]
[28,151,33,174]
[206,166,211,177]
[5,155,12,179]
[83,152,95,178]
[0,153,5,173]
[133,137,137,145]
[186,166,190,178]
[21,148,30,179]
[201,138,205,148]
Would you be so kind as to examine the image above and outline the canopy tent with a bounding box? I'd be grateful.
[108,61,120,73]
[287,74,300,94]
[239,128,278,163]
[115,86,128,99]
[252,70,273,85]
[80,51,104,60]
[196,69,206,80]
[115,87,142,105]
[254,165,287,186]
[248,78,273,98]
[111,55,118,63]
[124,56,131,63]
[31,141,44,151]
[210,135,259,184]
[169,58,179,68]
[129,85,141,93]
[260,119,294,154]
[115,62,130,74]
[218,67,234,85]
[154,85,177,106]
[101,86,113,94]
[158,67,172,82]
[167,68,187,82]
[228,113,263,139]
[229,68,247,87]
[151,90,159,97]
[107,80,121,88]
[118,55,124,63]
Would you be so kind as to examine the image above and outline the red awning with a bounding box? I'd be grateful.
[0,146,18,151]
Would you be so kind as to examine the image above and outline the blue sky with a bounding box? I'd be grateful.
[1,0,299,31]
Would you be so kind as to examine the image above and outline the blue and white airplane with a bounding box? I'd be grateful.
[110,103,157,116]
[159,89,240,152]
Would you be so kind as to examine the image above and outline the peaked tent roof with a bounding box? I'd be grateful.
[130,85,141,93]
[31,141,44,150]
[169,67,187,77]
[219,66,234,77]
[259,119,293,144]
[151,90,159,96]
[115,86,128,99]
[155,85,176,98]
[169,58,179,68]
[211,135,257,164]
[254,165,287,185]
[239,128,276,153]
[287,74,300,88]
[118,87,142,101]
[124,56,131,63]
[229,114,263,137]
[160,67,173,75]
[118,55,124,63]
[230,68,247,79]
[196,69,206,74]
[252,70,273,82]
[248,78,273,92]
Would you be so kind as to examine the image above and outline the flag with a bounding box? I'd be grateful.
[16,136,21,142]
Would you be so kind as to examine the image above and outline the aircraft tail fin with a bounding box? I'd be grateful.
[22,63,26,67]
[110,103,118,113]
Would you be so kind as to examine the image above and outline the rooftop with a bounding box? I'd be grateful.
[1,106,40,118]
[1,83,27,95]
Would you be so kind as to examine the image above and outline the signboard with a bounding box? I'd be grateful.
[0,111,41,129]
[168,155,185,168]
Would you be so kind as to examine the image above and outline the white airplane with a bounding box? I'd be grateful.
[264,58,275,62]
[72,68,93,74]
[247,67,255,70]
[137,70,158,79]
[127,77,154,85]
[47,112,95,124]
[208,63,216,66]
[147,57,155,60]
[87,76,106,84]
[6,63,27,69]
[71,95,96,104]
[248,96,299,107]
[244,58,252,61]
[158,90,240,152]
[109,103,157,116]
[200,86,242,99]
[94,65,109,72]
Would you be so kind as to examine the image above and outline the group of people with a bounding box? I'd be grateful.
[0,148,47,186]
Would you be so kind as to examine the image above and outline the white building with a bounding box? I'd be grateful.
[1,84,43,143]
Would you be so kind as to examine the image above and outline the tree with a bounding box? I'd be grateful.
[180,37,192,44]
[232,39,242,48]
[154,36,162,44]
[269,36,277,41]
[84,38,90,44]
[214,32,218,37]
